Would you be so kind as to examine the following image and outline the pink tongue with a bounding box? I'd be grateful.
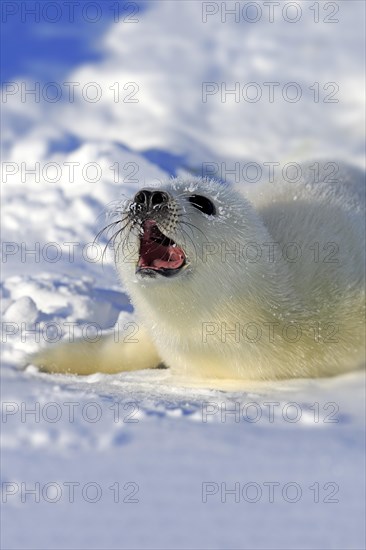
[152,247,184,269]
[138,221,185,270]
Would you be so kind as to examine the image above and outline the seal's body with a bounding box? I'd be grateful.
[34,162,365,384]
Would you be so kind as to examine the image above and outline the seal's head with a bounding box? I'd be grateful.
[113,177,251,284]
[110,177,285,308]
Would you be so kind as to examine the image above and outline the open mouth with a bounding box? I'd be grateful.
[137,220,186,277]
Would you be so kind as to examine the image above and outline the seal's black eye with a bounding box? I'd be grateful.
[188,195,216,216]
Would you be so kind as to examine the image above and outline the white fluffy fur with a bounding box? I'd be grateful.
[33,162,365,384]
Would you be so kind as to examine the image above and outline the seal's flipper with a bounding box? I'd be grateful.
[29,327,161,375]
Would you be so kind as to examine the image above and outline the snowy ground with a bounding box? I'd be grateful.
[1,1,365,549]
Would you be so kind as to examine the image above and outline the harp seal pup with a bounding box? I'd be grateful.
[33,161,365,385]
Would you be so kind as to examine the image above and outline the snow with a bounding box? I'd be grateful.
[1,1,365,549]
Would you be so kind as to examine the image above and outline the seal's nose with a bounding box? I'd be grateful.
[134,190,150,207]
[150,191,169,206]
[134,190,169,209]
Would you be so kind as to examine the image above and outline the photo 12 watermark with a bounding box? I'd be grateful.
[1,1,140,24]
[201,2,340,24]
[201,160,340,184]
[1,320,141,344]
[2,399,141,424]
[201,400,340,423]
[1,160,146,184]
[201,481,340,503]
[202,81,339,103]
[2,481,140,504]
[201,320,341,345]
[2,81,140,104]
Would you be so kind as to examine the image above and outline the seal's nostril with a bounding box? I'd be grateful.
[151,191,168,206]
[134,190,151,205]
[133,189,168,209]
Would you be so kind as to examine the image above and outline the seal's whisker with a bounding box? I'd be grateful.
[95,198,131,221]
[178,218,209,243]
[115,221,138,265]
[93,219,128,246]
[101,221,132,266]
[176,226,199,261]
